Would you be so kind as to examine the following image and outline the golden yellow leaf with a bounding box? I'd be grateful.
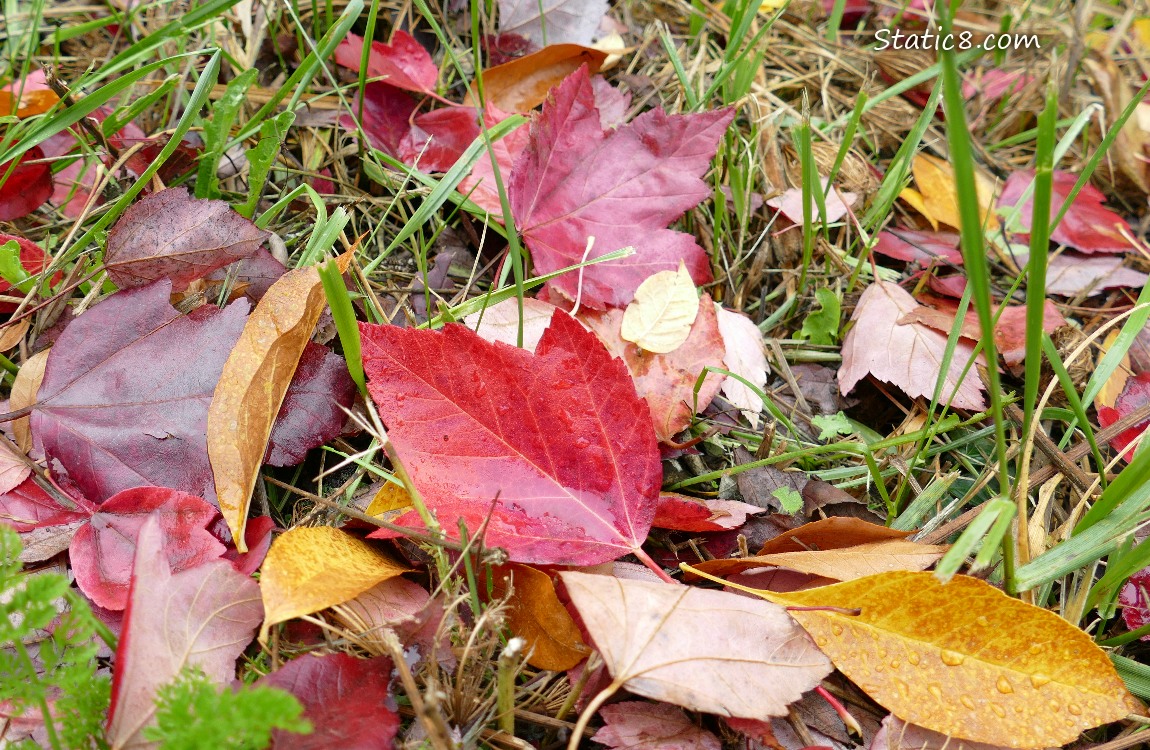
[1094,329,1130,412]
[366,481,413,517]
[11,349,49,453]
[685,539,947,582]
[490,564,590,671]
[620,264,700,354]
[208,254,351,551]
[912,153,998,231]
[897,187,938,230]
[259,526,408,642]
[693,569,1140,748]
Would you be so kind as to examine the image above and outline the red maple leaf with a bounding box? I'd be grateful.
[509,67,732,308]
[359,310,660,565]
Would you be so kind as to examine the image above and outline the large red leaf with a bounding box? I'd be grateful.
[31,280,251,504]
[69,486,225,611]
[334,31,438,96]
[998,169,1134,254]
[104,187,268,291]
[509,67,732,308]
[0,145,51,221]
[359,310,660,565]
[106,514,263,749]
[257,653,398,749]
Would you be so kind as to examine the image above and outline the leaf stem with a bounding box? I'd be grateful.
[632,547,678,585]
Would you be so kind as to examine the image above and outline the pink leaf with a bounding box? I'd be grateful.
[70,487,226,611]
[0,476,91,532]
[872,229,963,265]
[458,103,530,215]
[334,31,439,96]
[1046,252,1147,296]
[1120,567,1150,641]
[838,281,986,409]
[106,514,263,749]
[359,310,660,565]
[463,295,560,351]
[766,178,857,224]
[258,653,398,749]
[104,187,269,291]
[509,67,732,308]
[592,702,721,750]
[714,305,767,427]
[998,169,1134,254]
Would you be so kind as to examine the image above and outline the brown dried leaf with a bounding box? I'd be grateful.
[11,349,48,453]
[208,254,350,550]
[491,563,590,671]
[560,571,831,720]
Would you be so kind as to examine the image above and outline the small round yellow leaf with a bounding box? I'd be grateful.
[620,264,700,354]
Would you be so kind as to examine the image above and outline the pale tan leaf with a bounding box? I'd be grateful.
[464,297,560,353]
[11,349,49,453]
[560,571,831,720]
[714,304,767,427]
[838,281,986,410]
[621,264,700,354]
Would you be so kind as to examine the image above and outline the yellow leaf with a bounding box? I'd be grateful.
[620,263,700,354]
[897,186,938,230]
[208,253,351,551]
[490,564,590,671]
[688,568,1140,748]
[366,481,412,516]
[259,526,408,642]
[913,153,998,231]
[11,349,49,454]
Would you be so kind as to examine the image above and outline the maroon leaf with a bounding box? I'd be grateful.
[31,280,251,504]
[107,514,263,748]
[0,146,52,221]
[0,233,56,312]
[334,31,438,96]
[265,342,355,467]
[104,187,269,291]
[352,83,479,173]
[360,310,660,565]
[206,247,288,301]
[998,169,1134,254]
[1098,372,1150,461]
[221,515,275,576]
[258,653,398,750]
[70,486,225,610]
[872,229,963,265]
[509,67,732,308]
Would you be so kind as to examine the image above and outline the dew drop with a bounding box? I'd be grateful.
[996,676,1014,694]
[976,615,990,627]
[1067,703,1082,716]
[940,650,965,666]
[928,684,943,700]
[816,636,829,647]
[1030,673,1051,689]
[831,624,844,636]
[574,437,590,449]
[990,704,1006,718]
[874,664,886,673]
[1048,700,1061,713]
[889,659,901,670]
[894,678,910,698]
[1028,643,1043,655]
[1066,719,1076,729]
[907,652,921,666]
[960,695,975,709]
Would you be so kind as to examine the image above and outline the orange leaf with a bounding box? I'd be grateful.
[11,348,49,453]
[208,253,351,550]
[695,569,1141,748]
[686,539,946,582]
[471,45,606,113]
[490,564,590,671]
[758,516,912,555]
[0,89,59,118]
[259,526,408,642]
